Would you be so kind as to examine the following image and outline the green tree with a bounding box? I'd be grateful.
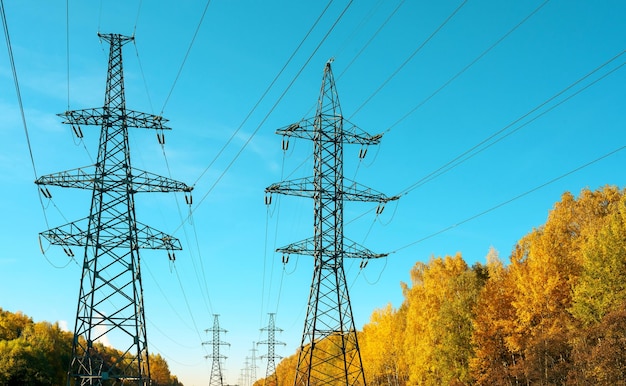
[0,308,182,385]
[571,195,626,325]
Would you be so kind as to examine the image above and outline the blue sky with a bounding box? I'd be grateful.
[1,1,625,385]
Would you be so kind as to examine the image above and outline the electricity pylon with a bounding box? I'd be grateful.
[265,60,398,385]
[203,314,230,386]
[35,33,192,385]
[249,342,259,385]
[258,313,285,386]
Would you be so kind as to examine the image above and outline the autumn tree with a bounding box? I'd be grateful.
[150,353,184,386]
[402,254,485,385]
[506,187,622,384]
[360,303,408,385]
[0,309,72,385]
[0,308,183,385]
[471,186,623,385]
[470,248,519,385]
[568,303,626,385]
[571,193,626,325]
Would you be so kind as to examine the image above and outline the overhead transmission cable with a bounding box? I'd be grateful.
[2,1,38,182]
[125,0,217,320]
[160,0,212,115]
[342,48,626,294]
[336,0,464,189]
[192,0,335,187]
[397,49,626,197]
[173,0,355,235]
[252,0,338,328]
[0,0,75,270]
[64,1,94,163]
[142,261,195,332]
[133,43,156,113]
[172,262,212,353]
[386,0,551,131]
[349,0,468,119]
[332,0,386,62]
[343,0,562,270]
[336,0,405,82]
[342,50,626,262]
[391,144,626,253]
[123,1,215,316]
[272,0,463,311]
[66,0,70,110]
[132,0,142,37]
[318,0,551,237]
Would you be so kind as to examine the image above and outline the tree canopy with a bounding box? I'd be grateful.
[0,308,183,386]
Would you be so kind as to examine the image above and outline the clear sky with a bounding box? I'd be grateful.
[1,1,625,385]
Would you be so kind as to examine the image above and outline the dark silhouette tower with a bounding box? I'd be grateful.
[35,33,192,385]
[258,313,285,386]
[203,314,230,386]
[265,60,397,385]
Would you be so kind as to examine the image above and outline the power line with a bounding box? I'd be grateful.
[1,0,64,272]
[174,0,355,235]
[387,0,551,131]
[336,0,405,82]
[398,49,626,197]
[192,0,335,187]
[66,0,70,109]
[173,262,211,349]
[131,40,216,319]
[392,144,626,254]
[160,0,212,114]
[132,0,142,36]
[333,0,386,61]
[349,0,468,119]
[1,0,38,181]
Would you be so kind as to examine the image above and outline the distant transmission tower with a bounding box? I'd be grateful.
[242,357,251,386]
[35,33,192,385]
[203,314,230,386]
[258,313,285,386]
[265,60,397,385]
[249,342,259,385]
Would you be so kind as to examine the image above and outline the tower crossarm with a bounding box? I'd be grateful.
[266,177,398,203]
[131,168,193,193]
[135,221,183,250]
[343,178,400,203]
[277,236,388,259]
[202,340,230,347]
[40,218,182,250]
[39,219,88,247]
[35,166,193,193]
[277,117,384,145]
[58,108,171,130]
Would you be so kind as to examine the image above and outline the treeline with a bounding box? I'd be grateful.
[0,309,183,386]
[256,186,626,385]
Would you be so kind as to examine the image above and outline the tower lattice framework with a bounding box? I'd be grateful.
[248,342,259,385]
[265,60,397,386]
[203,314,230,386]
[35,33,192,385]
[258,313,285,386]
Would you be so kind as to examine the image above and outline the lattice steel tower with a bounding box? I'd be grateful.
[258,313,285,386]
[265,60,398,385]
[35,33,192,385]
[203,314,230,386]
[249,342,259,385]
